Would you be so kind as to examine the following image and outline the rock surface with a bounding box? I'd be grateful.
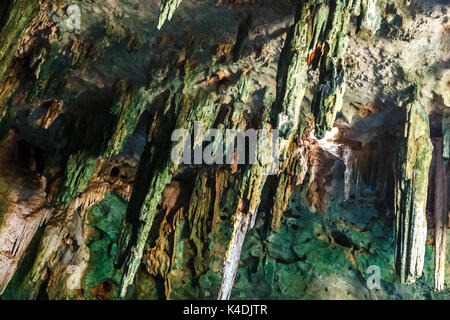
[0,0,448,300]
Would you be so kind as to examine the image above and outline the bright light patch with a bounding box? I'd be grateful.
[313,127,341,158]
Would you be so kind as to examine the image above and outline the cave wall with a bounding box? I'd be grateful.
[0,0,448,300]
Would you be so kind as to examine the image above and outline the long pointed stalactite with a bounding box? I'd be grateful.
[269,131,311,232]
[433,138,447,291]
[394,100,433,285]
[311,0,353,138]
[274,1,328,157]
[218,111,275,300]
[157,0,184,30]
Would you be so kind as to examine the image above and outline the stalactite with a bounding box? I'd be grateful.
[27,206,72,297]
[343,145,354,201]
[115,99,181,297]
[38,100,63,130]
[187,171,215,277]
[165,208,189,300]
[305,143,336,213]
[312,0,354,139]
[157,0,184,30]
[268,0,355,231]
[213,81,277,299]
[433,139,447,291]
[218,151,272,300]
[144,209,177,279]
[355,142,370,190]
[394,100,433,284]
[145,167,239,299]
[270,173,295,232]
[218,203,251,300]
[270,124,312,232]
[343,137,393,201]
[232,13,252,62]
[104,81,149,158]
[217,104,275,300]
[57,152,99,205]
[274,1,329,157]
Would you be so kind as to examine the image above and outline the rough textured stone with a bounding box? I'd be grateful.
[394,100,433,285]
[0,0,449,301]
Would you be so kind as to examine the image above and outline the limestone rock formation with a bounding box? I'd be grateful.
[394,100,433,284]
[0,0,448,301]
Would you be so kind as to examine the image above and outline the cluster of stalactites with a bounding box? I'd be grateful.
[156,0,358,142]
[219,0,360,298]
[115,88,219,298]
[123,0,437,300]
[345,139,392,201]
[394,100,433,285]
